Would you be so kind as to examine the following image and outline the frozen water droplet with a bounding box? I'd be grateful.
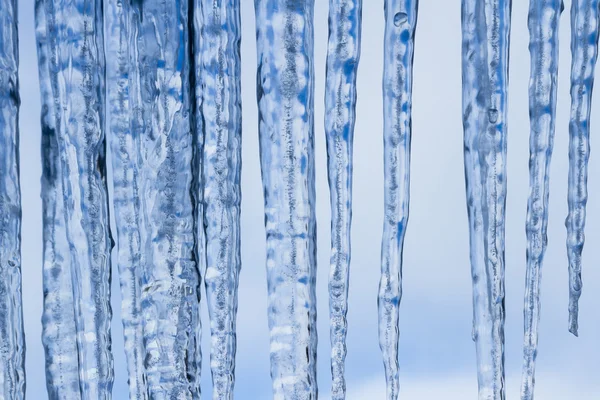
[488,108,498,123]
[394,12,407,27]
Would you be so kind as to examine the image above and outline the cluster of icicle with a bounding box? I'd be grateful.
[0,0,597,399]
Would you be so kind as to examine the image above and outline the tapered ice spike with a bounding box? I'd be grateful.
[378,1,418,399]
[521,2,563,399]
[566,0,600,337]
[194,1,242,398]
[0,0,25,398]
[254,1,318,398]
[325,1,362,399]
[461,0,511,399]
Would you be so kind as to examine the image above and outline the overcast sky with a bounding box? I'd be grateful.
[16,0,600,398]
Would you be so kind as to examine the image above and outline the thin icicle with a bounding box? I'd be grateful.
[254,1,318,398]
[461,1,511,399]
[104,1,148,398]
[566,0,600,336]
[325,1,362,399]
[521,1,563,399]
[378,1,417,399]
[36,0,114,398]
[195,1,242,398]
[112,1,201,398]
[0,0,25,397]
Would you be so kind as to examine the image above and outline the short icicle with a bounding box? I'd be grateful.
[0,0,25,398]
[325,1,362,399]
[521,1,563,399]
[378,1,418,399]
[254,1,318,399]
[35,0,114,398]
[461,1,511,399]
[566,0,600,336]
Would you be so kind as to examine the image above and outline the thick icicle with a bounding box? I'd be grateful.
[104,1,148,398]
[37,2,82,398]
[106,1,202,398]
[325,1,362,399]
[0,0,25,397]
[254,1,318,398]
[566,0,600,336]
[461,1,511,399]
[195,1,242,398]
[378,1,417,399]
[521,1,563,399]
[36,0,114,398]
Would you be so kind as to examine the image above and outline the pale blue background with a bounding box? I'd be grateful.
[16,0,600,398]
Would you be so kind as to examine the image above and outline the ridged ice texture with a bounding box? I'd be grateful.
[36,2,82,398]
[521,2,563,399]
[566,0,600,336]
[195,1,242,398]
[107,1,202,398]
[378,1,417,399]
[36,0,114,398]
[461,1,511,399]
[0,0,25,398]
[325,1,362,399]
[104,1,147,398]
[254,1,318,399]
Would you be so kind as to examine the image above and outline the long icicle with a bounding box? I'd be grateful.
[36,0,114,398]
[0,0,25,397]
[195,1,242,398]
[378,1,418,399]
[325,1,362,399]
[566,0,600,336]
[119,1,201,397]
[521,1,563,399]
[104,1,148,398]
[461,1,511,399]
[36,1,82,397]
[254,1,318,398]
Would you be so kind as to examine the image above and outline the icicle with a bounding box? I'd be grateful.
[521,1,563,399]
[378,1,417,399]
[461,1,511,399]
[106,1,202,398]
[325,1,362,399]
[104,1,148,398]
[36,2,82,398]
[36,0,114,398]
[566,0,600,336]
[254,1,318,398]
[0,0,25,398]
[194,1,242,398]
